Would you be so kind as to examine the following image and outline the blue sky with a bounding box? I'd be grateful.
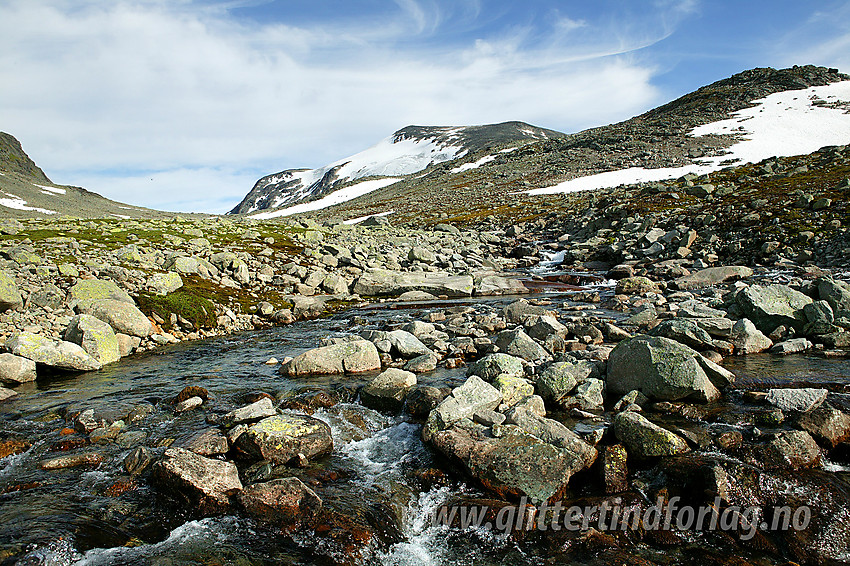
[1,0,849,213]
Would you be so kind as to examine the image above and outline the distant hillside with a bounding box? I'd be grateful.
[0,132,176,219]
[230,121,565,216]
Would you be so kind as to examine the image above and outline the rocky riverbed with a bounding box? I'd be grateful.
[1,209,850,565]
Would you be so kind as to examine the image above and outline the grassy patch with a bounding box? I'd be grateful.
[137,288,217,330]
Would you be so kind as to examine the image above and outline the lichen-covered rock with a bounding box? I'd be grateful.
[4,332,102,372]
[0,271,23,312]
[82,299,153,338]
[736,284,813,334]
[68,278,134,311]
[236,414,333,464]
[64,314,120,365]
[354,269,474,297]
[147,272,184,295]
[423,375,502,440]
[606,335,726,403]
[280,340,381,375]
[613,411,690,458]
[220,397,277,428]
[495,328,551,362]
[673,266,753,290]
[466,353,525,381]
[238,477,322,526]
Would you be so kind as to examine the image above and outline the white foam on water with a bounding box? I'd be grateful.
[379,486,454,566]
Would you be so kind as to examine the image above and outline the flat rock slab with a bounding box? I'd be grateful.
[766,388,828,412]
[354,269,474,298]
[673,266,754,290]
[4,332,102,372]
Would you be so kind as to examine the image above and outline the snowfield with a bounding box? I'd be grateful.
[0,191,57,214]
[251,178,401,219]
[529,80,850,196]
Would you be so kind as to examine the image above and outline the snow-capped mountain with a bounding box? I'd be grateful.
[228,121,564,216]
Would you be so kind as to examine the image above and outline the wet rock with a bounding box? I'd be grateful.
[354,269,474,297]
[175,396,203,412]
[40,452,105,470]
[4,332,102,372]
[673,266,753,290]
[238,477,322,526]
[0,439,30,458]
[607,335,724,403]
[176,385,210,403]
[124,446,154,476]
[599,444,629,494]
[64,314,121,365]
[495,328,552,362]
[0,387,17,401]
[236,414,333,464]
[466,353,525,380]
[765,388,827,413]
[280,340,381,375]
[730,318,773,354]
[182,428,229,457]
[770,337,812,355]
[406,386,449,418]
[82,299,154,338]
[359,368,417,411]
[0,271,23,312]
[795,405,850,448]
[152,447,242,513]
[220,397,277,428]
[422,375,502,440]
[763,430,821,470]
[0,352,37,385]
[430,418,596,503]
[613,412,689,458]
[67,278,134,310]
[649,319,715,350]
[736,284,813,334]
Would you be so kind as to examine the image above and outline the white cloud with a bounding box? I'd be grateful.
[0,0,682,212]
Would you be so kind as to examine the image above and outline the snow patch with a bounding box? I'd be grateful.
[529,80,850,196]
[34,184,66,195]
[0,191,57,214]
[451,154,497,173]
[251,178,401,219]
[111,213,131,219]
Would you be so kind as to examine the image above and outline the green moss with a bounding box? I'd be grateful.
[137,288,217,330]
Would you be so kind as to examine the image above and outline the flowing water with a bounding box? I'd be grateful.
[2,292,850,565]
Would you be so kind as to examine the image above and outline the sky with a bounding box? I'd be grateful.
[1,0,849,214]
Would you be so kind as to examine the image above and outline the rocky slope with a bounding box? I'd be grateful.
[0,132,178,219]
[229,121,565,216]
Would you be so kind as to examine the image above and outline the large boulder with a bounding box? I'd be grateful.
[649,319,715,350]
[795,405,850,448]
[730,318,773,354]
[673,266,753,290]
[0,353,37,385]
[0,272,23,312]
[606,335,734,403]
[64,314,121,365]
[429,417,596,503]
[473,274,529,296]
[280,340,380,375]
[494,328,552,362]
[765,388,827,413]
[736,284,813,334]
[235,414,333,464]
[238,477,322,526]
[613,411,690,458]
[68,278,134,310]
[360,330,431,359]
[817,278,850,320]
[147,272,184,295]
[359,368,417,411]
[4,332,102,372]
[152,447,242,514]
[466,353,525,381]
[82,299,153,338]
[534,360,598,404]
[354,269,474,298]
